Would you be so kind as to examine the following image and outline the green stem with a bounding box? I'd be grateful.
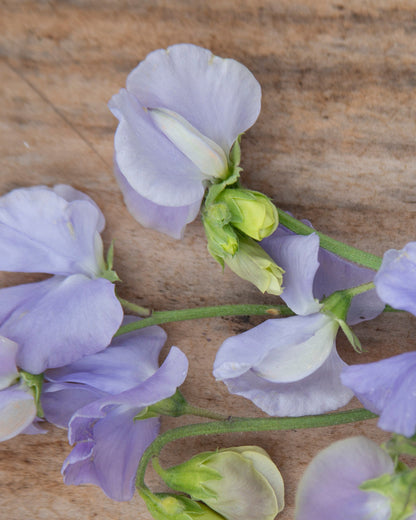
[136,408,376,489]
[183,404,229,421]
[118,297,152,317]
[277,209,382,270]
[344,281,375,297]
[115,304,294,337]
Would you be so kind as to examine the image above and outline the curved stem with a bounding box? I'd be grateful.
[136,408,376,489]
[118,297,151,317]
[277,209,382,270]
[115,304,294,337]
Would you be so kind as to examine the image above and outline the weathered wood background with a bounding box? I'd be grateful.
[1,1,415,518]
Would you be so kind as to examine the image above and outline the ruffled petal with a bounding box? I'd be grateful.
[41,383,107,428]
[341,352,416,437]
[110,89,206,207]
[45,321,167,393]
[114,157,201,238]
[68,346,188,440]
[0,275,123,373]
[0,336,19,390]
[63,409,159,501]
[295,437,393,520]
[375,242,416,315]
[0,186,105,277]
[0,384,37,442]
[261,233,322,315]
[125,44,261,153]
[217,348,352,416]
[214,314,337,384]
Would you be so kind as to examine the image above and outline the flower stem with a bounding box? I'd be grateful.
[118,297,151,317]
[135,408,376,489]
[344,281,375,297]
[277,209,382,270]
[115,304,294,337]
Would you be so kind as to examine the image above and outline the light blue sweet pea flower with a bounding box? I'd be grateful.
[295,437,395,520]
[341,351,416,437]
[214,228,385,417]
[0,185,123,373]
[374,241,416,315]
[41,320,189,501]
[109,43,261,239]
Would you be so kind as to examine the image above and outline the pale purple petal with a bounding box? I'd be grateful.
[214,314,337,384]
[295,437,393,520]
[125,44,261,153]
[261,233,322,315]
[0,336,19,390]
[0,186,105,277]
[51,184,105,232]
[341,352,416,437]
[217,348,352,416]
[41,383,107,428]
[0,275,123,373]
[315,247,384,325]
[68,346,188,440]
[63,409,159,501]
[110,89,206,207]
[63,347,188,500]
[375,242,416,315]
[45,322,167,393]
[114,157,201,239]
[0,384,37,441]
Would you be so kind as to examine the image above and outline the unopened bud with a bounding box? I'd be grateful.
[217,188,278,240]
[153,446,284,520]
[224,235,284,295]
[202,203,239,259]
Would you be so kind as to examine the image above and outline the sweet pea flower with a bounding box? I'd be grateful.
[0,185,123,373]
[109,43,261,239]
[214,230,384,416]
[374,241,416,315]
[0,336,38,441]
[295,437,399,520]
[341,352,416,437]
[41,320,188,501]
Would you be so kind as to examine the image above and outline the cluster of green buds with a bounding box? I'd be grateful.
[202,186,284,295]
[141,446,284,520]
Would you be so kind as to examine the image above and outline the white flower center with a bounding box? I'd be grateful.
[148,107,229,179]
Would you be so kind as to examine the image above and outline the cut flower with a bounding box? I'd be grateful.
[0,185,123,373]
[213,230,383,416]
[109,43,261,238]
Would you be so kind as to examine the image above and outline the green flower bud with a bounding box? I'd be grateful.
[224,235,284,295]
[202,203,239,260]
[153,446,284,520]
[217,188,278,241]
[140,489,225,520]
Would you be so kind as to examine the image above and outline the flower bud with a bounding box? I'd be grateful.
[217,188,278,240]
[224,235,284,295]
[149,107,229,180]
[153,446,284,520]
[140,489,225,520]
[202,203,239,259]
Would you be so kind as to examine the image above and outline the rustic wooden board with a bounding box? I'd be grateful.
[0,1,415,518]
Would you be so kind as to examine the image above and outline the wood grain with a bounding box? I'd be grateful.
[0,1,415,518]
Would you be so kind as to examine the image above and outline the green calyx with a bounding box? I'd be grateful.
[100,241,121,282]
[139,489,225,520]
[360,469,416,520]
[19,371,44,417]
[321,290,362,352]
[134,390,189,421]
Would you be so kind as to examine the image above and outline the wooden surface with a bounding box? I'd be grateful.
[1,1,415,518]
